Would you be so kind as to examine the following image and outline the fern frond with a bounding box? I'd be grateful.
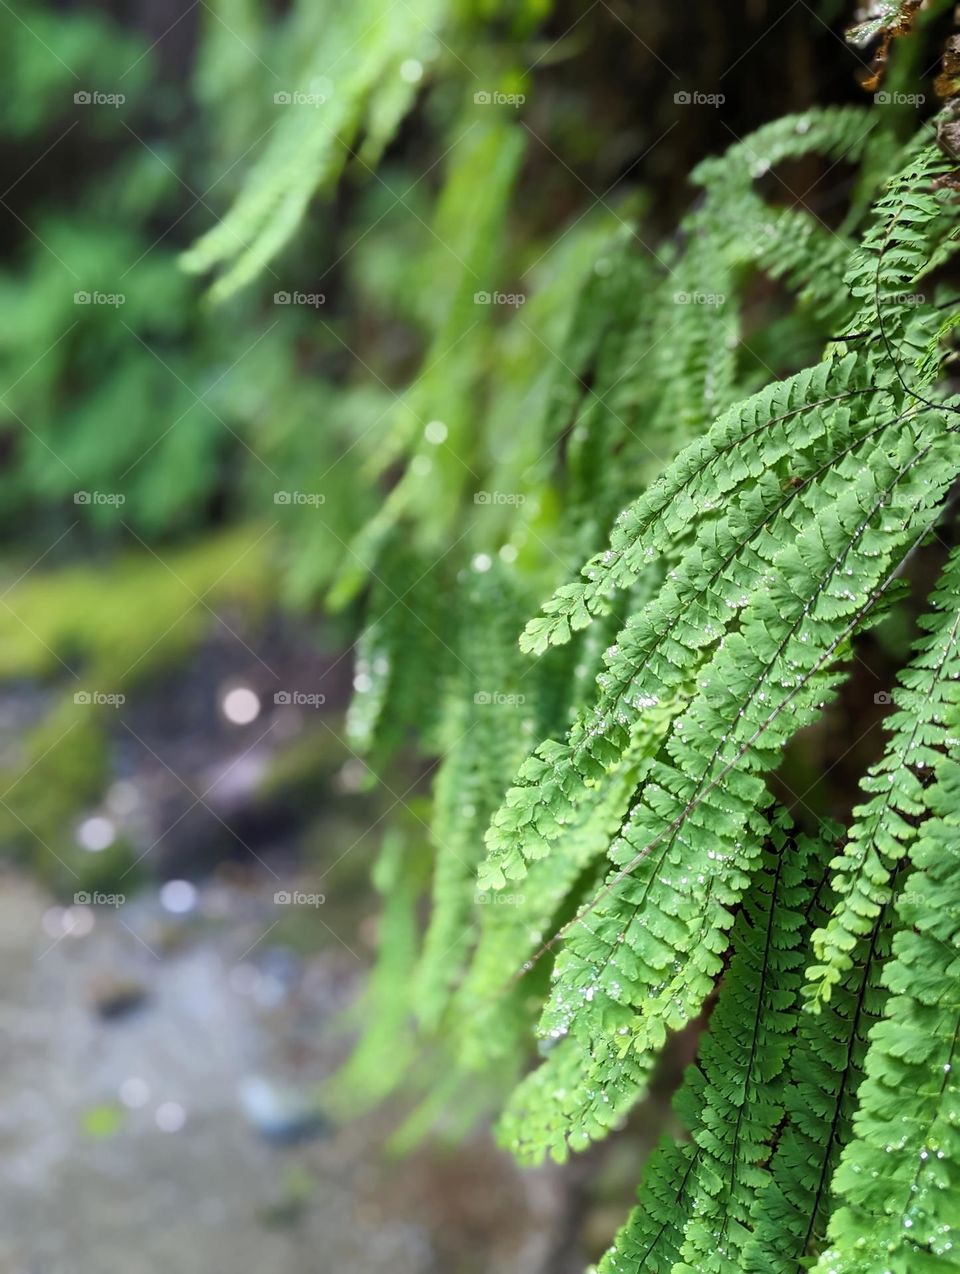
[599,1139,700,1274]
[743,890,894,1271]
[840,143,957,360]
[344,548,451,761]
[457,745,641,1035]
[413,568,534,1028]
[692,108,875,190]
[672,828,829,1274]
[516,355,873,659]
[815,743,960,1274]
[496,1031,656,1166]
[533,419,957,1067]
[327,831,428,1109]
[183,0,448,299]
[483,366,898,890]
[809,544,960,1004]
[600,820,830,1273]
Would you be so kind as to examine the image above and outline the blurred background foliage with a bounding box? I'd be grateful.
[0,0,881,890]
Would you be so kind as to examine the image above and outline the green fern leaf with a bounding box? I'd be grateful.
[815,742,960,1274]
[809,545,960,1004]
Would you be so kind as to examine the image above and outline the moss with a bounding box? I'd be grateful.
[0,528,272,682]
[0,529,273,887]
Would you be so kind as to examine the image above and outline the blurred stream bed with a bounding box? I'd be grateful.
[0,868,574,1274]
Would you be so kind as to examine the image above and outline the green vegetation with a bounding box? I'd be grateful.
[4,0,960,1268]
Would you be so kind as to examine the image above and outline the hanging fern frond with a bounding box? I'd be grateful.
[413,566,535,1029]
[599,1138,700,1274]
[182,0,445,300]
[599,819,831,1274]
[325,831,429,1109]
[496,1030,657,1166]
[482,357,888,888]
[815,740,960,1274]
[532,413,958,1066]
[743,886,894,1272]
[809,545,960,1004]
